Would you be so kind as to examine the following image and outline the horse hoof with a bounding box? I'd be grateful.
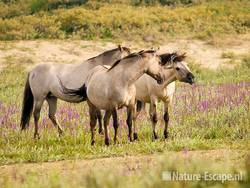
[128,135,133,142]
[114,139,119,145]
[133,133,138,141]
[33,134,40,140]
[91,140,95,146]
[99,130,104,135]
[59,131,64,137]
[164,131,168,139]
[153,132,158,140]
[105,138,110,146]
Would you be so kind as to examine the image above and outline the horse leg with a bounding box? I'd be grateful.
[149,99,158,140]
[89,105,97,146]
[47,97,64,136]
[104,110,112,146]
[133,114,138,141]
[133,100,142,141]
[96,109,103,134]
[163,103,170,139]
[126,107,134,142]
[112,109,119,144]
[33,99,44,139]
[87,101,98,145]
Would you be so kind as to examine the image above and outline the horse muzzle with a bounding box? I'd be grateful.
[186,73,195,85]
[157,78,164,84]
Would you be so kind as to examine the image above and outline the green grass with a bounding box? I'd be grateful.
[1,128,249,165]
[0,58,249,163]
[0,0,249,41]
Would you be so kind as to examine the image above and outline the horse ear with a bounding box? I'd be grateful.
[175,52,187,62]
[181,52,187,60]
[118,45,122,51]
[170,54,177,63]
[150,47,160,51]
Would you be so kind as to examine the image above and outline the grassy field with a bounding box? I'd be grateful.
[0,0,250,187]
[0,50,249,187]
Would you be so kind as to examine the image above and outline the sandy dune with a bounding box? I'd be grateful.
[0,36,249,71]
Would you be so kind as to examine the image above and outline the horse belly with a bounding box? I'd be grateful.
[87,78,114,110]
[88,95,118,110]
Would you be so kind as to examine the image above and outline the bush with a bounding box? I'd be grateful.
[30,0,89,13]
[0,1,29,18]
[0,0,249,40]
[30,0,48,13]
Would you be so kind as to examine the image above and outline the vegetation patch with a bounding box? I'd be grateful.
[0,58,249,165]
[0,0,249,41]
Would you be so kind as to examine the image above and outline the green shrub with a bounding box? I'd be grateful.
[48,0,88,9]
[0,1,29,18]
[30,0,48,13]
[0,0,249,40]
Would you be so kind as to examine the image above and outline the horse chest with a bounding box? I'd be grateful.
[158,89,170,102]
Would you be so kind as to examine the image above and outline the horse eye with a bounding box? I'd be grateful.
[176,67,180,71]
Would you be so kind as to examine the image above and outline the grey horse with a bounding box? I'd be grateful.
[20,45,131,139]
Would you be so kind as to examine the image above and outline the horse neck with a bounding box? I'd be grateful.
[112,57,145,86]
[162,69,177,87]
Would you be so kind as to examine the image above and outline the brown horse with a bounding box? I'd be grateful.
[60,50,168,145]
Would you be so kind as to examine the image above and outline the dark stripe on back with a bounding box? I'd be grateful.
[108,50,156,71]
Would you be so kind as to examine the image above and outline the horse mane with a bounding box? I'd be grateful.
[107,51,186,71]
[87,46,131,61]
[108,50,156,71]
[160,52,186,65]
[121,46,131,53]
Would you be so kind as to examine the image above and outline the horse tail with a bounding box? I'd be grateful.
[20,74,34,130]
[58,78,87,102]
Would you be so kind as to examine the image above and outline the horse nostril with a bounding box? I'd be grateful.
[187,73,194,80]
[186,75,194,83]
